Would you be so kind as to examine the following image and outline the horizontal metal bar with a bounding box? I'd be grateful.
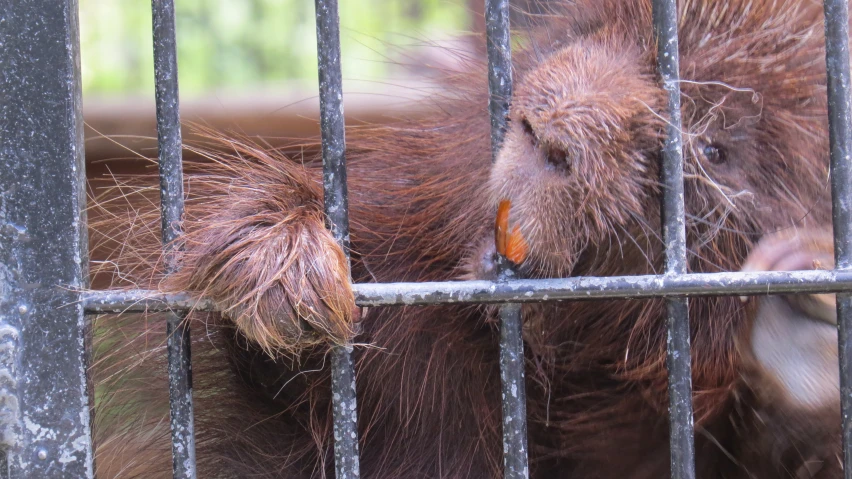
[83,291,214,313]
[82,269,852,314]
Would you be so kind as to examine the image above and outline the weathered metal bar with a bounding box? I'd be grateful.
[486,0,513,156]
[823,0,852,475]
[485,0,528,475]
[84,269,852,312]
[84,292,217,313]
[652,0,696,476]
[151,0,197,477]
[497,296,529,479]
[0,0,94,476]
[313,0,360,475]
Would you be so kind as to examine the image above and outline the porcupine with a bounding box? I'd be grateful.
[90,0,843,477]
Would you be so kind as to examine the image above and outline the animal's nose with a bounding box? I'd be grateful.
[521,117,572,175]
[543,144,571,174]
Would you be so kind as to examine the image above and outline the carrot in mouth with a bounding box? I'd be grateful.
[495,199,529,265]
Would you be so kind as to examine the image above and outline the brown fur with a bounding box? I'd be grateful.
[90,0,841,477]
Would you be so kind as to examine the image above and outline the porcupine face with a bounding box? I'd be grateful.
[490,37,664,277]
[488,0,829,280]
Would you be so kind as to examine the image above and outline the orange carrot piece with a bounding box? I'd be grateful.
[495,199,511,256]
[505,224,529,265]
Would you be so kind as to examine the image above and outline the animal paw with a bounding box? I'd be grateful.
[740,229,837,411]
[735,229,840,476]
[741,229,836,325]
[168,155,356,356]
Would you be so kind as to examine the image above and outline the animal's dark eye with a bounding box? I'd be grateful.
[703,143,727,164]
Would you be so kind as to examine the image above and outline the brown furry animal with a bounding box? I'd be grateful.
[90,0,844,477]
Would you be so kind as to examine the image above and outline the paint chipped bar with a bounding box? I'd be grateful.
[485,0,530,474]
[652,0,696,477]
[314,0,361,475]
[0,0,95,476]
[822,0,852,473]
[151,0,197,477]
[82,269,852,313]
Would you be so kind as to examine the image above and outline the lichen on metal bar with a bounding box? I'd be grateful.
[652,0,696,476]
[822,0,852,475]
[83,269,852,313]
[151,0,197,476]
[0,0,94,475]
[314,0,361,474]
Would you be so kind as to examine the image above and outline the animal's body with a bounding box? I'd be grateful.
[91,0,843,477]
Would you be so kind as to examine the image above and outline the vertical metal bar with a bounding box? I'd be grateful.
[823,1,852,476]
[313,0,360,476]
[497,298,528,479]
[151,1,197,477]
[486,1,529,477]
[652,0,696,478]
[0,0,95,476]
[486,0,513,158]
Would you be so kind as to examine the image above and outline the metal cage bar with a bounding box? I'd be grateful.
[151,1,197,477]
[57,1,852,479]
[81,269,852,313]
[485,0,530,476]
[314,0,361,475]
[822,0,852,476]
[0,0,95,476]
[652,0,696,477]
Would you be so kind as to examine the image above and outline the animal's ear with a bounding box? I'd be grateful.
[739,229,838,413]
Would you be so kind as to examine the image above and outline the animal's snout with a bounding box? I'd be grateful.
[489,41,664,276]
[544,146,571,174]
[510,42,664,182]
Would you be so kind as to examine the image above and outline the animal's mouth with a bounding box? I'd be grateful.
[466,204,590,282]
[489,127,657,279]
[488,106,658,280]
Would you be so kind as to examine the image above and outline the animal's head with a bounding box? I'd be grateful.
[489,0,830,278]
[480,2,840,469]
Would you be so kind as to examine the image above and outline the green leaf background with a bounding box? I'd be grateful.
[80,0,469,96]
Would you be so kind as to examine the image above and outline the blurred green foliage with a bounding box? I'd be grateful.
[79,0,469,96]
